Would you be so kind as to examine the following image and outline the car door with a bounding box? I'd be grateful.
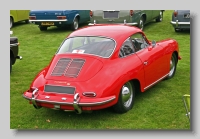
[152,10,161,19]
[143,10,153,23]
[131,33,167,89]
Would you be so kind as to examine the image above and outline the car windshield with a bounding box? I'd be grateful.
[57,36,116,58]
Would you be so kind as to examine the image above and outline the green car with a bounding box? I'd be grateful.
[89,10,164,30]
[10,10,30,28]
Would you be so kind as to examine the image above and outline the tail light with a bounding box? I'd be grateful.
[174,11,178,17]
[90,10,93,17]
[83,92,96,97]
[57,16,66,20]
[29,16,36,20]
[130,10,134,16]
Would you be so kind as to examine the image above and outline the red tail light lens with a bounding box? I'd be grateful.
[29,16,36,20]
[57,16,66,19]
[174,11,178,17]
[130,10,134,16]
[90,10,93,17]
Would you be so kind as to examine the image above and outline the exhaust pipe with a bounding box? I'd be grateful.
[73,93,82,114]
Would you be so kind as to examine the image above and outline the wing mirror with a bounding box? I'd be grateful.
[148,40,156,51]
[152,40,156,47]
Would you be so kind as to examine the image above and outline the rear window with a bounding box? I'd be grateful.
[57,36,116,58]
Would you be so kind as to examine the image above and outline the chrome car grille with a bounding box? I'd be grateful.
[44,85,75,94]
[51,58,85,77]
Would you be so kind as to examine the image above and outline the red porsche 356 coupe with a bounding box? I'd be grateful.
[23,24,181,114]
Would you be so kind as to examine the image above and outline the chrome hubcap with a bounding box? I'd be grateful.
[140,20,143,30]
[122,82,133,108]
[74,19,78,30]
[169,56,175,76]
[160,11,163,21]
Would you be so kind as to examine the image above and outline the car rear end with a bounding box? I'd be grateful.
[29,10,71,27]
[89,10,139,26]
[170,10,190,31]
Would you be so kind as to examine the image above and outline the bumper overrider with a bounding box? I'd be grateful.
[22,88,116,114]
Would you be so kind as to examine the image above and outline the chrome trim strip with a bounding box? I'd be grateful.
[79,96,116,106]
[88,23,138,26]
[144,74,169,90]
[10,43,19,47]
[22,94,115,106]
[29,19,67,22]
[170,21,190,25]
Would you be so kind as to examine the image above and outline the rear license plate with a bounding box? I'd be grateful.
[184,13,190,18]
[103,11,119,19]
[41,22,54,25]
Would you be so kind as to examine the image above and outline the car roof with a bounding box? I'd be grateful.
[68,24,143,41]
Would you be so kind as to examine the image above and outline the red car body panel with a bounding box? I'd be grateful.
[23,24,181,113]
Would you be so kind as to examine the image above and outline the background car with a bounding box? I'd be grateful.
[29,10,90,31]
[170,10,190,32]
[22,24,181,114]
[10,31,22,73]
[10,10,30,28]
[89,10,164,30]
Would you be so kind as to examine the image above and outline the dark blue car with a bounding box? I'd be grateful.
[29,10,90,31]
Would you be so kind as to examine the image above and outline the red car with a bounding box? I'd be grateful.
[23,24,181,114]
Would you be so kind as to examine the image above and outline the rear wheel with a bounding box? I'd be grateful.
[71,17,79,31]
[166,53,177,79]
[156,11,163,22]
[113,81,135,113]
[10,17,13,28]
[25,19,29,24]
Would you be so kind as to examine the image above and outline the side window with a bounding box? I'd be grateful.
[119,38,135,57]
[130,33,149,52]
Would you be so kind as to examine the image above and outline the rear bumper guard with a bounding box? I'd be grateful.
[23,91,116,114]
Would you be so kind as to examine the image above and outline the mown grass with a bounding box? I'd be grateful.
[10,10,190,130]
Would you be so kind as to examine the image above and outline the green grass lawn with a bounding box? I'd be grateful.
[10,10,190,129]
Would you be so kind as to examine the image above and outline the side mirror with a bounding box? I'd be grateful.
[152,40,156,47]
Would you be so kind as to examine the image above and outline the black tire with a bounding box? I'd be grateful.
[10,58,12,73]
[25,19,29,24]
[166,53,177,79]
[113,81,135,114]
[10,17,13,29]
[138,17,144,30]
[156,11,163,22]
[39,26,47,31]
[71,17,79,31]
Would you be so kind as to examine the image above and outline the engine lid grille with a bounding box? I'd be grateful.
[51,58,85,78]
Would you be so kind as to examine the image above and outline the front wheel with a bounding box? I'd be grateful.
[138,17,144,30]
[113,81,135,114]
[166,53,177,79]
